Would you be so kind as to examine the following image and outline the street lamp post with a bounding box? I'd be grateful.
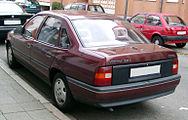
[124,0,128,19]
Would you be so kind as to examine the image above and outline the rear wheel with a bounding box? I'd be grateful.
[152,36,164,46]
[52,73,74,112]
[175,43,186,48]
[7,44,18,68]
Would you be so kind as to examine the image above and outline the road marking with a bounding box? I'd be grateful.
[176,52,188,56]
[179,107,188,111]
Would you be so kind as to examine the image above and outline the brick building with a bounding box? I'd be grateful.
[38,0,188,23]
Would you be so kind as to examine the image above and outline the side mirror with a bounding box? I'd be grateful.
[127,18,131,23]
[14,26,24,34]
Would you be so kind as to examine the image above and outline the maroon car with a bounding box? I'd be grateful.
[129,13,188,48]
[6,11,180,112]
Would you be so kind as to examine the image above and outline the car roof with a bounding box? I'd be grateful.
[0,1,15,4]
[38,10,120,20]
[137,12,179,17]
[69,2,102,6]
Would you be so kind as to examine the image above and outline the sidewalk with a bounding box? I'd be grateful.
[0,59,70,120]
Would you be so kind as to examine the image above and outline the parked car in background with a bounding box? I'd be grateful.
[6,10,180,112]
[15,0,41,14]
[129,13,188,48]
[64,2,105,13]
[0,1,32,41]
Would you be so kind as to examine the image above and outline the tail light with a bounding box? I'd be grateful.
[172,58,178,75]
[94,66,112,86]
[166,27,175,34]
[23,5,26,9]
[39,5,41,10]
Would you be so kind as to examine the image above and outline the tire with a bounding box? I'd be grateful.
[152,36,164,46]
[175,43,186,48]
[52,73,74,112]
[7,44,18,68]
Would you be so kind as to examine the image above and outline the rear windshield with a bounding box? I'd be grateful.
[164,16,186,26]
[72,19,150,48]
[26,0,39,4]
[0,3,24,13]
[88,5,104,13]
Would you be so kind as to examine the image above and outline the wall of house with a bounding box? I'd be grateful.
[115,0,188,24]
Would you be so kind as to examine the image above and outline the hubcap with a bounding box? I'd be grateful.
[8,47,13,64]
[54,78,66,106]
[154,39,160,45]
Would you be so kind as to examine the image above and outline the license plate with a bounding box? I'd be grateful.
[30,6,36,8]
[4,20,21,25]
[177,31,186,35]
[130,65,161,78]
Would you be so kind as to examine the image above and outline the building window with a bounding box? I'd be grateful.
[166,0,179,2]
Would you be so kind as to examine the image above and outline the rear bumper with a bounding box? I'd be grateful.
[0,26,18,37]
[161,35,188,43]
[67,74,180,107]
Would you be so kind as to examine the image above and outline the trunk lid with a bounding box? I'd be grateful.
[89,44,176,66]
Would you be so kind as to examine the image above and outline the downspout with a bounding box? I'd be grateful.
[124,0,128,19]
[159,0,163,13]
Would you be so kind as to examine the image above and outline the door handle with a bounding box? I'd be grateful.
[45,52,52,58]
[140,25,142,28]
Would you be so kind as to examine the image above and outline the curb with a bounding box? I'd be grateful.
[0,59,71,120]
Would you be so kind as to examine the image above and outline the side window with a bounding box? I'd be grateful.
[64,4,71,10]
[88,5,96,12]
[130,14,146,24]
[70,4,78,10]
[38,17,62,47]
[24,15,45,37]
[145,15,162,26]
[59,28,70,49]
[77,5,85,10]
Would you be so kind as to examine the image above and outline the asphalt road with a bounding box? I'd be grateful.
[0,40,188,120]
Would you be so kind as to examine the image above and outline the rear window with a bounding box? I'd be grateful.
[72,19,150,48]
[164,16,186,26]
[88,5,104,13]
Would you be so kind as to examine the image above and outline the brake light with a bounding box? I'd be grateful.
[94,66,112,86]
[172,58,178,75]
[23,5,26,9]
[166,27,175,34]
[39,5,41,10]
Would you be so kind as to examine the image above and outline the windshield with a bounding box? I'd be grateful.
[72,19,150,48]
[0,3,24,13]
[164,16,186,26]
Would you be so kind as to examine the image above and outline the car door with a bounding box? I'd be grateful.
[11,15,46,67]
[30,16,62,81]
[130,14,147,32]
[142,15,163,40]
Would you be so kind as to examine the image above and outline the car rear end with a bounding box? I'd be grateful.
[18,0,41,14]
[67,17,180,107]
[0,2,32,39]
[162,15,188,44]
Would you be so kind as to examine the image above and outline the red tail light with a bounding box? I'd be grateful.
[39,5,41,10]
[166,27,175,34]
[172,58,178,75]
[23,5,27,9]
[94,66,112,86]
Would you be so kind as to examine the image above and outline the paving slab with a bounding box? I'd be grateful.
[4,112,33,120]
[0,58,70,120]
